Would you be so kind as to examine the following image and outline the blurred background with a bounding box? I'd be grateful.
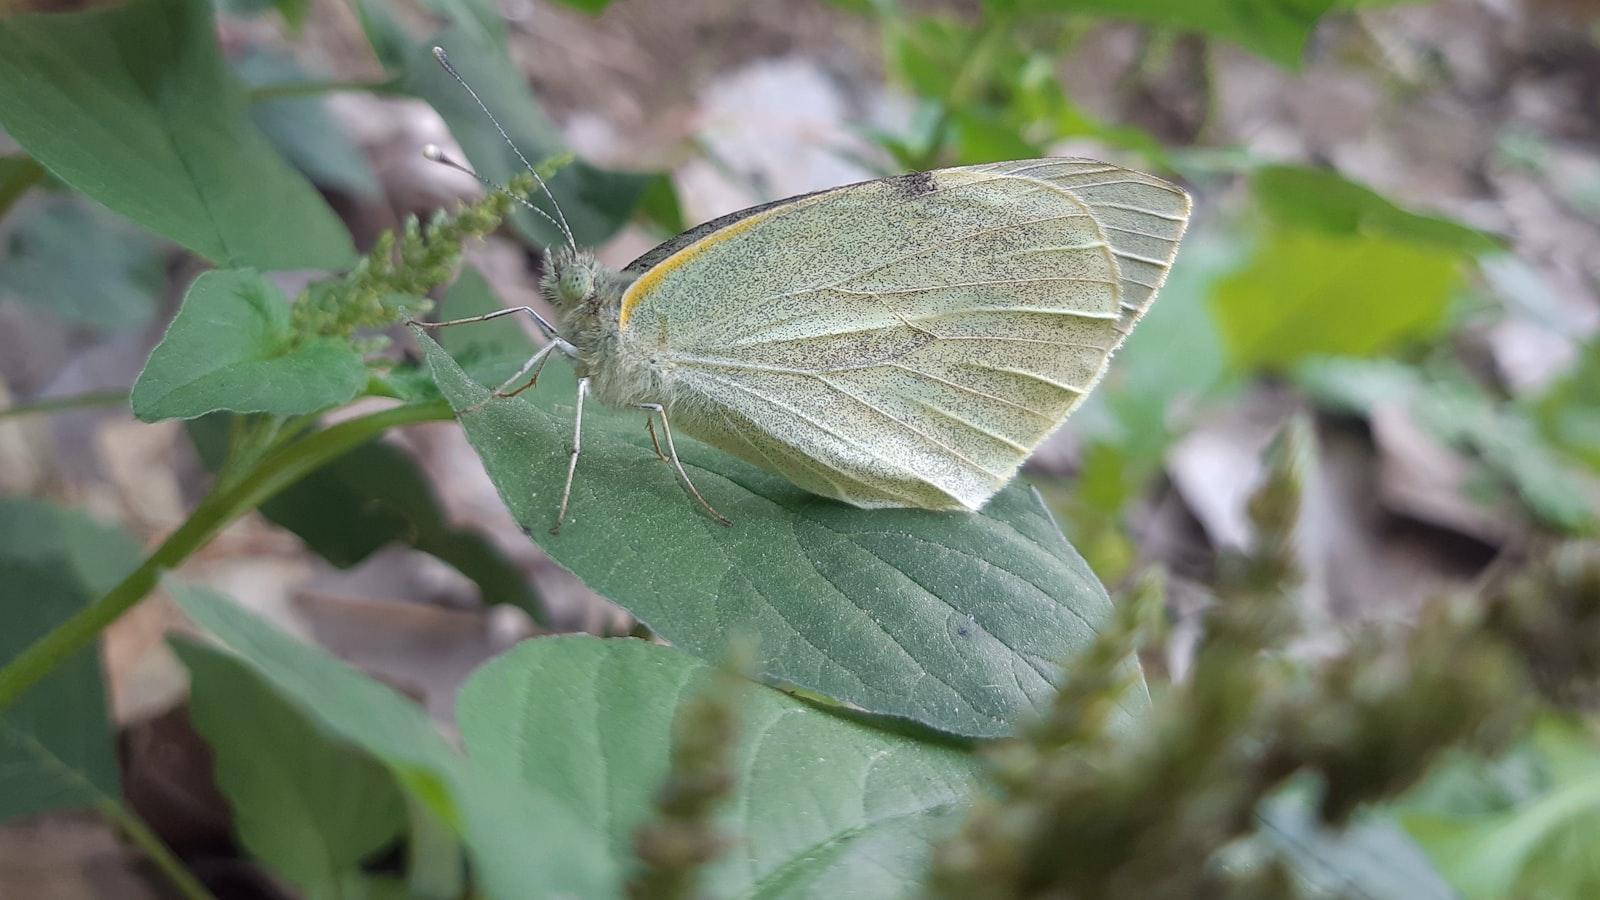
[2,0,1598,893]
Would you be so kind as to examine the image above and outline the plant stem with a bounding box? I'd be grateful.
[0,401,452,711]
[98,798,217,900]
[0,389,127,421]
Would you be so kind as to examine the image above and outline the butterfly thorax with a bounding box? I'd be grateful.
[542,248,671,408]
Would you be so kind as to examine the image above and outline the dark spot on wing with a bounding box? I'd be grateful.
[892,170,936,198]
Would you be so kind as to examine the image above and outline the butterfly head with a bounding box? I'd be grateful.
[542,246,604,309]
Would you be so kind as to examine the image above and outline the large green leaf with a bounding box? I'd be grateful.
[0,498,140,822]
[0,0,354,270]
[132,269,368,422]
[170,584,614,899]
[175,639,408,899]
[421,333,1137,739]
[0,195,164,331]
[459,635,980,898]
[1253,165,1502,256]
[403,26,650,249]
[1210,230,1462,369]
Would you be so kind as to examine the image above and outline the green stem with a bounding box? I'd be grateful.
[0,401,452,711]
[0,389,128,421]
[246,78,403,102]
[98,798,217,900]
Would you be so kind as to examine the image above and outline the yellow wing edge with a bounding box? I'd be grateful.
[619,203,791,331]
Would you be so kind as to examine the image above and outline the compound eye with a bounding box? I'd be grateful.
[558,267,593,303]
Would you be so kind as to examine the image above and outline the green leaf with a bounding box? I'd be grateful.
[0,0,355,270]
[349,0,415,71]
[635,174,687,238]
[418,0,506,45]
[1402,719,1600,900]
[216,0,312,29]
[886,15,972,100]
[548,0,615,11]
[1253,165,1502,255]
[1210,231,1462,369]
[421,332,1138,739]
[1297,358,1600,532]
[404,25,650,248]
[0,155,48,220]
[457,635,980,898]
[0,498,139,821]
[0,195,164,331]
[1536,341,1600,474]
[238,50,382,198]
[1015,0,1339,68]
[170,583,616,899]
[1252,792,1456,900]
[175,638,407,898]
[131,269,368,422]
[186,412,546,621]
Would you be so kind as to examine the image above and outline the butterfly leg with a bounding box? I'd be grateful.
[551,377,590,535]
[638,403,731,527]
[644,417,667,462]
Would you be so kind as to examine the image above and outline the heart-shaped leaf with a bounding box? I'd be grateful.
[459,635,980,898]
[0,0,354,270]
[422,332,1139,738]
[132,269,368,421]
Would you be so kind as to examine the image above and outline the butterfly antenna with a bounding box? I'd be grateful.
[421,143,566,236]
[431,46,578,254]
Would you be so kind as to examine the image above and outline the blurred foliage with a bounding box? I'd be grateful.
[1212,166,1499,369]
[930,428,1600,899]
[236,49,383,198]
[1299,357,1600,533]
[1537,340,1600,474]
[0,194,164,331]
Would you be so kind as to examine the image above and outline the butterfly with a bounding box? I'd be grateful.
[417,47,1191,533]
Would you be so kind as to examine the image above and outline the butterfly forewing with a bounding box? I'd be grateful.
[619,158,1190,510]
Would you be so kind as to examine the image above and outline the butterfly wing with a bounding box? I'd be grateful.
[619,158,1190,510]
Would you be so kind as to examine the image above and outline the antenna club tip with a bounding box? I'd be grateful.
[421,143,446,162]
